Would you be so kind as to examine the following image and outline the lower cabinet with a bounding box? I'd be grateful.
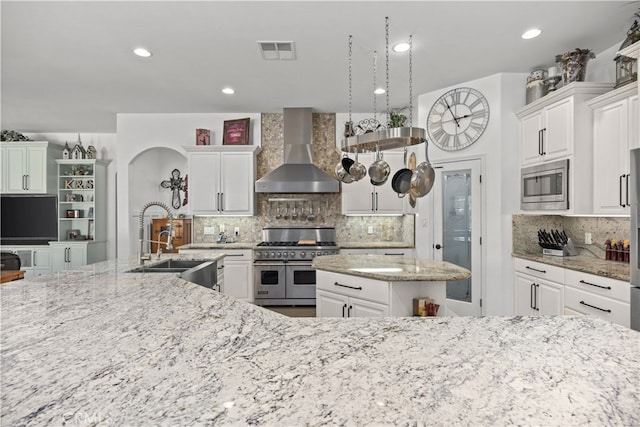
[49,241,107,272]
[0,245,51,278]
[339,248,416,257]
[514,273,564,316]
[219,250,253,302]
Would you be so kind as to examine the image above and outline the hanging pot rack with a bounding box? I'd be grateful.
[341,18,427,153]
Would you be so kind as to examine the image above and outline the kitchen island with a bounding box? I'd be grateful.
[1,257,639,425]
[313,254,471,317]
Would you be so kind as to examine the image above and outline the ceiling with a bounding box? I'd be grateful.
[1,1,637,133]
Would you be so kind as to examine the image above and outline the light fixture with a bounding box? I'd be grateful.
[392,42,410,53]
[222,87,235,95]
[521,29,542,40]
[133,47,152,57]
[374,88,386,95]
[342,17,426,154]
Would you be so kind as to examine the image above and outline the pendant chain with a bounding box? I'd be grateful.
[385,16,390,128]
[373,51,377,119]
[348,35,353,124]
[409,34,413,127]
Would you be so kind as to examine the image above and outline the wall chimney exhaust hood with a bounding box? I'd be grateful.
[255,108,339,193]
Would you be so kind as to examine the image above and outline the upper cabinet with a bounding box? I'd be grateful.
[516,83,613,167]
[0,141,62,194]
[341,150,405,215]
[185,146,261,216]
[588,82,639,215]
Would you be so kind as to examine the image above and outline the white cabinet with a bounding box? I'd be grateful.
[513,258,564,316]
[564,269,630,328]
[185,146,260,216]
[50,241,107,272]
[589,83,639,214]
[0,141,62,194]
[219,249,253,302]
[316,270,445,318]
[0,245,51,278]
[341,150,405,215]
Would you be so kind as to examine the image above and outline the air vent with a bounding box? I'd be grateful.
[258,41,296,60]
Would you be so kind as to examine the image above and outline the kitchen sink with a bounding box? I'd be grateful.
[127,259,207,273]
[126,259,219,291]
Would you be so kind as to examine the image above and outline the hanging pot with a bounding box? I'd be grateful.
[391,147,412,197]
[335,160,354,184]
[349,149,367,181]
[341,153,355,174]
[368,143,391,186]
[410,142,435,198]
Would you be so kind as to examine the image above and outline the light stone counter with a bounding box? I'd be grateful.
[513,252,630,282]
[177,242,256,250]
[312,254,471,281]
[1,257,639,426]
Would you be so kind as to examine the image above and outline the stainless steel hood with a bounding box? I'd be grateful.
[255,108,339,193]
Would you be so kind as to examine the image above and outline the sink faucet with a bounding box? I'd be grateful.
[138,201,174,264]
[156,229,173,258]
[217,231,227,244]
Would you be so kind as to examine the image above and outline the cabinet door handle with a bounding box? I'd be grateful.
[538,130,543,155]
[620,174,626,207]
[348,305,353,317]
[33,251,37,267]
[541,128,546,155]
[375,192,379,211]
[342,303,347,318]
[530,283,536,310]
[371,192,375,212]
[579,300,611,313]
[220,193,224,211]
[578,279,611,290]
[535,284,539,311]
[334,281,362,291]
[626,173,630,207]
[525,266,546,273]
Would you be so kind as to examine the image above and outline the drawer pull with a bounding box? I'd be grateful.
[579,279,611,290]
[226,254,245,257]
[384,252,404,256]
[334,281,362,291]
[525,266,546,273]
[579,300,612,313]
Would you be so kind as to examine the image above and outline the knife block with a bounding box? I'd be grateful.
[540,238,579,257]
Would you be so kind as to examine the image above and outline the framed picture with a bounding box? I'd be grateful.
[223,118,250,145]
[87,220,95,240]
[196,128,210,145]
[67,229,81,240]
[66,209,76,218]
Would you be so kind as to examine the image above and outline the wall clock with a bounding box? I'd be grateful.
[426,87,490,151]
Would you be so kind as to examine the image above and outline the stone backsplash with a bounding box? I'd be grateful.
[512,214,629,258]
[192,112,414,246]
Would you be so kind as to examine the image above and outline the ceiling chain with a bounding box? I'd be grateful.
[409,34,413,127]
[385,16,390,128]
[348,35,353,125]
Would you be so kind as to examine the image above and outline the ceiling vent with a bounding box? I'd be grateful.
[258,41,296,60]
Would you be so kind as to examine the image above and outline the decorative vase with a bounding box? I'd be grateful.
[555,48,595,85]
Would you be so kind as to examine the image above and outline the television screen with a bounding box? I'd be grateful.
[1,195,58,245]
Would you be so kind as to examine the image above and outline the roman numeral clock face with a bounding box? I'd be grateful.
[426,87,490,151]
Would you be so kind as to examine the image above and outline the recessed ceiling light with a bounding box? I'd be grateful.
[133,47,152,57]
[392,42,411,53]
[374,88,386,95]
[222,87,235,95]
[521,29,542,40]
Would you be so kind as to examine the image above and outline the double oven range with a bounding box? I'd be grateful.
[254,227,339,306]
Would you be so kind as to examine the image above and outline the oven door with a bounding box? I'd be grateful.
[254,262,286,299]
[285,261,316,299]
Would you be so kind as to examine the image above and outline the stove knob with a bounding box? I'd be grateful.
[311,252,316,258]
[283,252,288,258]
[323,251,328,256]
[290,252,296,258]
[256,252,262,258]
[300,252,306,258]
[277,252,282,258]
[270,252,275,258]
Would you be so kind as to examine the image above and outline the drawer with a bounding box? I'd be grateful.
[316,270,389,305]
[221,249,252,262]
[564,286,630,328]
[565,269,630,303]
[513,257,564,283]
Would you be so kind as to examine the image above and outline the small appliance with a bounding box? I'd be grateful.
[521,159,569,210]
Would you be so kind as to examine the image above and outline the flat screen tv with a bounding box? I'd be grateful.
[1,194,58,245]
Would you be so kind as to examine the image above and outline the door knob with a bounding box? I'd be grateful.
[434,244,443,249]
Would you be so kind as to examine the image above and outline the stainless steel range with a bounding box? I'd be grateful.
[254,227,339,306]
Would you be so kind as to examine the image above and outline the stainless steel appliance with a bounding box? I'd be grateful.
[629,148,640,331]
[521,159,569,210]
[254,227,339,306]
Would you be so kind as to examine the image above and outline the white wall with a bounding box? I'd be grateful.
[115,113,261,258]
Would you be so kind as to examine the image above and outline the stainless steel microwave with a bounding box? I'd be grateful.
[521,159,569,210]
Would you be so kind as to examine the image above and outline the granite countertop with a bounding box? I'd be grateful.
[313,254,470,282]
[337,241,414,249]
[1,258,639,425]
[178,242,256,250]
[513,251,630,282]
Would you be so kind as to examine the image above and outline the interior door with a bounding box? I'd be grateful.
[432,159,482,316]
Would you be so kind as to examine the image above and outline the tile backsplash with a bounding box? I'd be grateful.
[512,214,629,258]
[192,112,414,246]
